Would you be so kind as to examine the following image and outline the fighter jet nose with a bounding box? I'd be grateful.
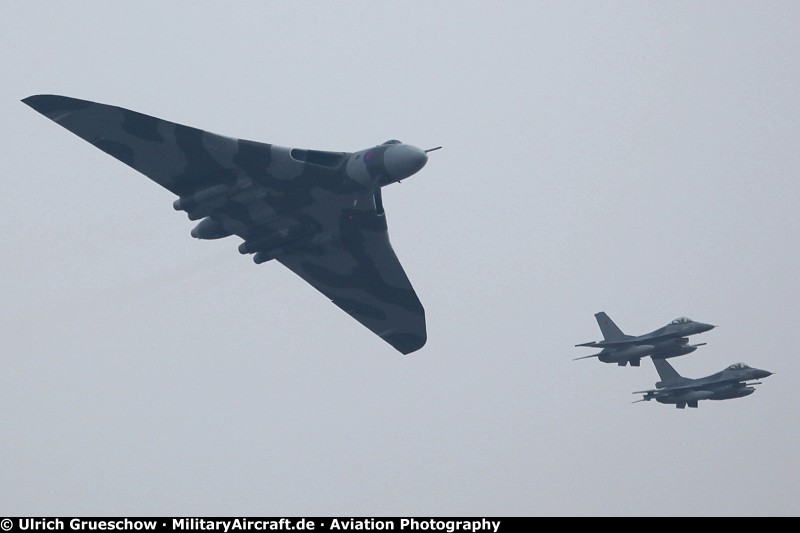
[384,144,428,180]
[700,323,716,333]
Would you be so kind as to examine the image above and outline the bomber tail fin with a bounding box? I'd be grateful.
[594,312,632,342]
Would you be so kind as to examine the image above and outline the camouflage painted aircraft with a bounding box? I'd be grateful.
[23,94,440,354]
[574,312,715,366]
[633,359,772,408]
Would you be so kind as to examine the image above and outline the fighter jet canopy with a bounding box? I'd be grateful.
[727,363,752,370]
[671,317,694,325]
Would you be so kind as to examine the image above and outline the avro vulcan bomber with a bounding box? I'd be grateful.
[24,95,440,354]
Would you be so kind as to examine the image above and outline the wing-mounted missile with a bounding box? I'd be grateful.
[635,389,714,406]
[575,341,600,348]
[633,387,667,403]
[633,391,657,403]
[575,344,655,364]
[191,217,233,240]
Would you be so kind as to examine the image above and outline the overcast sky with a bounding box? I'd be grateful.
[1,0,799,517]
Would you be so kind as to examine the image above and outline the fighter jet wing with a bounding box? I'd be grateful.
[577,336,665,348]
[278,190,426,354]
[634,382,708,395]
[21,94,310,199]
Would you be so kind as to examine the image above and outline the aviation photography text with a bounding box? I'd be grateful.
[6,519,503,533]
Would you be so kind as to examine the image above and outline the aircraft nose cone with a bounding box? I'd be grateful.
[699,323,716,333]
[384,144,428,180]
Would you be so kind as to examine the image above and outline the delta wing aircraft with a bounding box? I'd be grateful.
[24,95,440,355]
[574,312,715,366]
[633,359,772,409]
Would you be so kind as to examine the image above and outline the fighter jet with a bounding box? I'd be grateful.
[574,312,715,366]
[633,359,772,408]
[23,94,440,355]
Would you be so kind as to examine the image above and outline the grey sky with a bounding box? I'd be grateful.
[1,0,799,516]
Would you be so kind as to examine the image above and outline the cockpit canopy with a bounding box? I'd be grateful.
[382,139,402,145]
[727,363,752,371]
[670,317,694,325]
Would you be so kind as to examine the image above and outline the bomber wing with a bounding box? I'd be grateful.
[278,190,426,354]
[23,95,356,239]
[24,94,263,197]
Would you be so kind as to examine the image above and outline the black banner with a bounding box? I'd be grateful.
[0,519,521,533]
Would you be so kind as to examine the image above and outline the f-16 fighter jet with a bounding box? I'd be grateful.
[23,95,440,354]
[633,359,772,409]
[574,312,715,366]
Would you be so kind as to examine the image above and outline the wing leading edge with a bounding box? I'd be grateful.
[22,94,255,198]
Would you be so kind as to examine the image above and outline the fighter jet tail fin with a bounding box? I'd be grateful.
[653,358,689,388]
[594,312,632,342]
